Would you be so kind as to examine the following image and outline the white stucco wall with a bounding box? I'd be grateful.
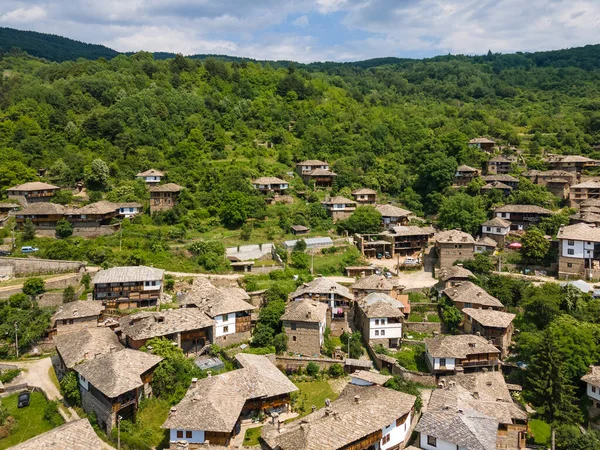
[426,352,455,371]
[588,383,600,402]
[420,433,468,450]
[143,279,162,291]
[78,373,89,390]
[381,411,411,449]
[562,239,594,259]
[215,313,236,337]
[369,318,402,340]
[169,429,205,443]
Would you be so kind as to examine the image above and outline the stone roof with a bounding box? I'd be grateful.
[488,155,511,163]
[351,188,377,195]
[119,308,215,341]
[10,418,115,450]
[262,384,415,450]
[92,266,164,284]
[383,225,435,236]
[435,229,476,244]
[0,202,19,210]
[350,370,392,386]
[281,300,328,323]
[375,203,412,218]
[555,155,597,163]
[290,277,352,301]
[136,169,164,177]
[8,181,60,191]
[427,371,528,425]
[582,199,600,207]
[360,292,405,318]
[457,164,479,173]
[443,281,504,308]
[482,217,511,228]
[178,278,255,316]
[469,137,495,144]
[148,182,183,192]
[75,349,162,398]
[476,236,498,248]
[297,160,328,166]
[526,169,575,178]
[352,274,394,292]
[494,204,552,214]
[306,168,336,176]
[290,225,310,232]
[18,202,66,215]
[55,327,123,369]
[462,308,515,329]
[66,201,120,216]
[481,181,512,191]
[438,266,475,282]
[253,177,287,185]
[572,180,600,189]
[482,174,518,183]
[52,300,104,324]
[557,223,600,242]
[415,409,498,450]
[321,196,356,205]
[425,334,500,359]
[582,366,600,388]
[162,354,298,433]
[571,212,600,224]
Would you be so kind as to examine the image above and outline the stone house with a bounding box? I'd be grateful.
[178,278,255,346]
[557,222,600,279]
[118,308,215,353]
[376,204,413,229]
[281,300,328,356]
[163,353,298,449]
[424,334,501,375]
[289,277,354,336]
[15,202,67,229]
[262,383,416,450]
[136,168,164,185]
[435,229,476,269]
[290,224,310,235]
[468,137,495,152]
[462,308,515,358]
[354,226,434,258]
[321,196,357,221]
[475,236,498,254]
[481,217,511,245]
[149,183,183,214]
[570,180,600,208]
[92,266,164,310]
[454,165,480,187]
[115,202,142,218]
[296,160,336,188]
[494,204,553,231]
[442,281,504,311]
[437,265,475,289]
[582,366,600,429]
[0,202,19,219]
[54,327,124,381]
[355,292,404,349]
[482,174,519,189]
[485,155,512,175]
[252,177,289,194]
[546,154,598,177]
[481,180,513,196]
[351,188,377,205]
[75,349,163,432]
[525,169,576,199]
[50,300,104,338]
[351,274,402,301]
[7,181,60,204]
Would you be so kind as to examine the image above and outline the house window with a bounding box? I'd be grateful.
[381,319,386,325]
[464,302,472,308]
[293,336,297,342]
[496,228,501,233]
[382,433,390,445]
[486,227,491,232]
[186,431,192,439]
[223,326,229,333]
[291,323,297,330]
[593,386,597,393]
[567,263,573,268]
[568,240,575,246]
[439,358,446,367]
[177,431,183,439]
[223,314,229,321]
[375,330,379,336]
[568,249,574,255]
[427,435,437,446]
[381,330,385,336]
[375,319,379,325]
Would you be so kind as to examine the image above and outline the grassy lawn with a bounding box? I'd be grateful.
[0,391,64,449]
[393,344,429,373]
[408,313,423,322]
[403,331,433,341]
[116,398,170,450]
[48,366,60,392]
[529,419,551,445]
[243,426,263,446]
[293,381,339,418]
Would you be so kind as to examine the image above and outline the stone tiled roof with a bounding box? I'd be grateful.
[481,181,512,191]
[582,366,600,388]
[52,301,104,324]
[18,203,67,215]
[297,160,328,166]
[162,354,298,433]
[352,274,394,291]
[178,278,255,316]
[435,229,476,244]
[375,203,412,218]
[462,308,515,328]
[119,308,215,341]
[425,334,500,359]
[415,409,498,450]
[290,277,352,301]
[66,201,120,216]
[92,266,164,284]
[136,169,164,177]
[383,225,435,236]
[306,168,336,176]
[350,370,392,386]
[457,165,479,172]
[469,137,495,144]
[321,196,356,205]
[557,223,600,242]
[360,292,405,318]
[281,300,328,323]
[476,236,498,248]
[488,156,511,163]
[261,384,415,450]
[10,418,115,450]
[482,174,518,183]
[572,180,600,189]
[8,182,60,191]
[0,202,19,210]
[482,217,511,228]
[443,281,504,308]
[582,199,600,207]
[555,155,597,163]
[351,188,377,195]
[148,182,183,192]
[253,177,287,185]
[75,349,163,398]
[438,265,475,282]
[494,204,552,214]
[55,328,123,369]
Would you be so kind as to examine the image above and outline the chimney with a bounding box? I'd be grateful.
[311,405,317,412]
[477,291,482,297]
[191,377,198,387]
[458,409,464,414]
[360,271,365,278]
[354,395,360,404]
[170,407,177,416]
[325,407,333,417]
[277,420,283,432]
[469,342,476,348]
[473,391,479,399]
[307,311,312,319]
[208,305,212,313]
[207,371,212,378]
[476,331,481,336]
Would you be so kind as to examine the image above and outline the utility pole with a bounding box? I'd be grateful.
[119,222,123,252]
[117,415,122,449]
[14,322,18,358]
[310,249,314,276]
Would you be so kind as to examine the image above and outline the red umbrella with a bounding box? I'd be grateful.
[508,242,522,249]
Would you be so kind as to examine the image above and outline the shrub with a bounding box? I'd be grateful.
[306,362,320,377]
[60,371,81,406]
[43,400,63,426]
[0,369,20,383]
[62,286,77,303]
[328,364,344,378]
[55,219,74,239]
[22,277,45,297]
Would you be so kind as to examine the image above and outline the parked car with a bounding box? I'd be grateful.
[17,391,30,408]
[376,253,383,259]
[384,252,392,259]
[0,250,10,256]
[21,246,38,253]
[384,272,393,279]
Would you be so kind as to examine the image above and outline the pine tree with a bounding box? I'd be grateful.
[527,330,581,424]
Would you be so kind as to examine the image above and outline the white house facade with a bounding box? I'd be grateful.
[426,352,456,372]
[381,411,412,450]
[419,433,467,450]
[369,317,402,340]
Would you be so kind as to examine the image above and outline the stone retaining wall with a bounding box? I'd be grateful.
[0,273,82,299]
[0,257,86,277]
[38,284,85,308]
[366,343,436,386]
[275,355,344,372]
[404,322,442,334]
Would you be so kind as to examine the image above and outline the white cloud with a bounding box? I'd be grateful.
[0,6,46,23]
[292,15,309,27]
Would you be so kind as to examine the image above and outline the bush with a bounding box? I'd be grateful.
[62,286,77,303]
[81,273,91,290]
[55,219,74,239]
[291,251,310,269]
[0,369,20,383]
[22,277,45,297]
[22,219,36,241]
[328,363,344,378]
[43,400,63,426]
[60,371,81,406]
[306,362,320,377]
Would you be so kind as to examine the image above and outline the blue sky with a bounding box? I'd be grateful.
[0,1,599,62]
